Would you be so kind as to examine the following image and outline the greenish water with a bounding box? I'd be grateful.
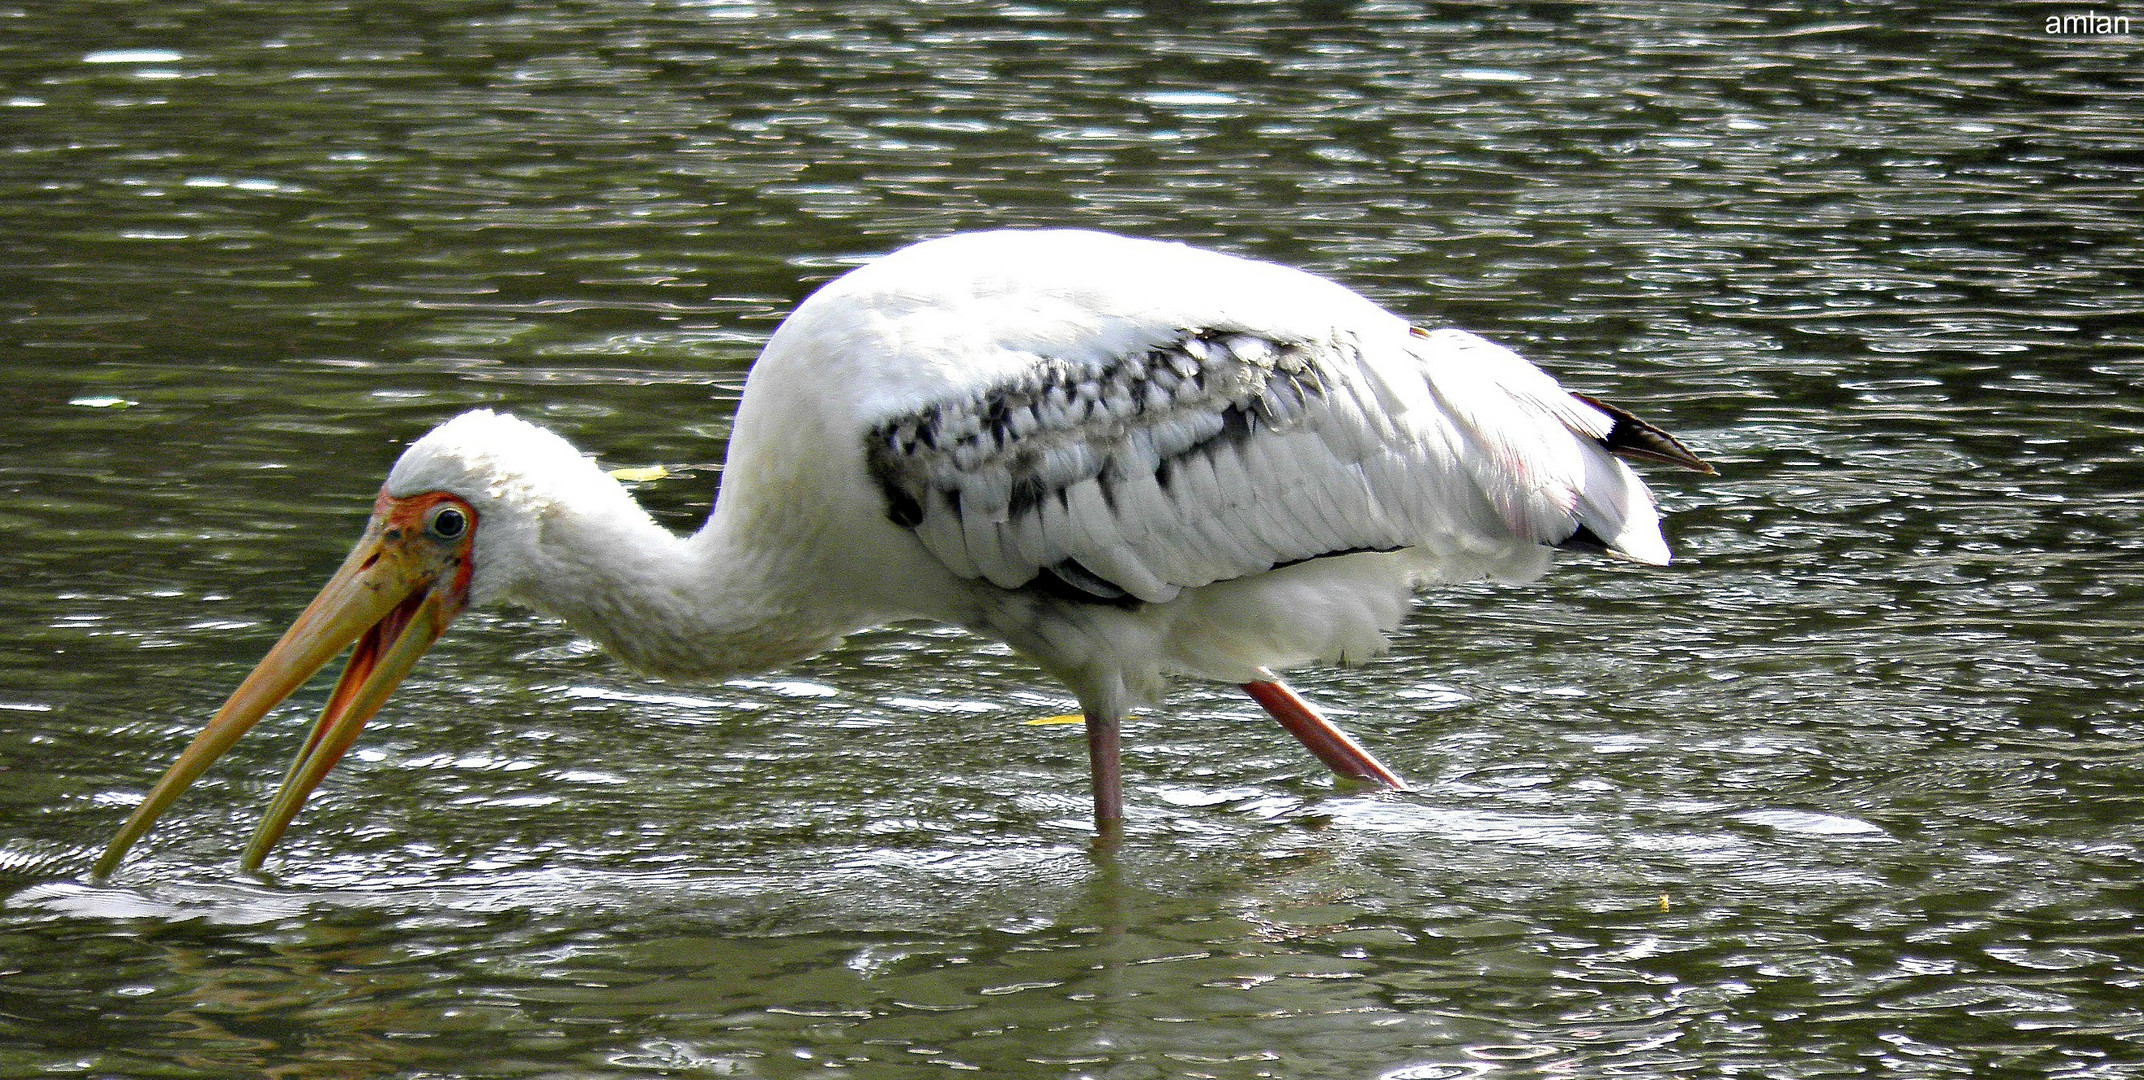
[4,2,2142,1077]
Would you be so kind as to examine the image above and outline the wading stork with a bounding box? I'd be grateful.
[92,228,1710,877]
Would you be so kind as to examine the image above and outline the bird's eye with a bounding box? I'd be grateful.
[426,505,469,540]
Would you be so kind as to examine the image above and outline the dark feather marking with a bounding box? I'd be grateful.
[863,330,1347,596]
[1572,394,1715,474]
[1007,481,1047,517]
[1041,544,1405,608]
[1007,457,1050,517]
[1034,559,1144,608]
[1270,544,1404,571]
[864,450,917,527]
[886,489,923,528]
[1556,522,1611,555]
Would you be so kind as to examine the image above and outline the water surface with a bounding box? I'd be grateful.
[3,2,2141,1077]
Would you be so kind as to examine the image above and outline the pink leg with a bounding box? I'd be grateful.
[1086,711,1125,840]
[1242,679,1410,790]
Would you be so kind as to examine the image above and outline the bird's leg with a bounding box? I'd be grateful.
[1242,676,1411,790]
[1085,710,1125,842]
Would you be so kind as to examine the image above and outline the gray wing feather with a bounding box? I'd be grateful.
[863,326,1676,604]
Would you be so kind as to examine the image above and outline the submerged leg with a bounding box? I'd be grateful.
[1085,710,1125,840]
[1242,675,1410,791]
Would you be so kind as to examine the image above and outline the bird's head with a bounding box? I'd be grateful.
[91,410,604,878]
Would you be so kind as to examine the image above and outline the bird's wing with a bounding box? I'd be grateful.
[862,323,1701,606]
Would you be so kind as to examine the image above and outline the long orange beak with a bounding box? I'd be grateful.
[92,490,475,878]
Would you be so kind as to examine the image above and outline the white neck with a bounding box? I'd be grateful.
[389,410,864,682]
[489,478,854,683]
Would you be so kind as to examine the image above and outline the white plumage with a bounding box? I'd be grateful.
[94,228,1710,874]
[694,230,1692,706]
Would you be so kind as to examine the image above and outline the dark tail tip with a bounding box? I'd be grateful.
[1572,394,1715,474]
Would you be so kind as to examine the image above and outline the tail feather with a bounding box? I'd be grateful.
[1572,393,1715,474]
[1572,444,1672,565]
[1402,327,1706,567]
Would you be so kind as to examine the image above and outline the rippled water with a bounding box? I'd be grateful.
[4,2,2141,1077]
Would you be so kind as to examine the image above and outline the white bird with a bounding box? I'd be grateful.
[92,228,1709,877]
